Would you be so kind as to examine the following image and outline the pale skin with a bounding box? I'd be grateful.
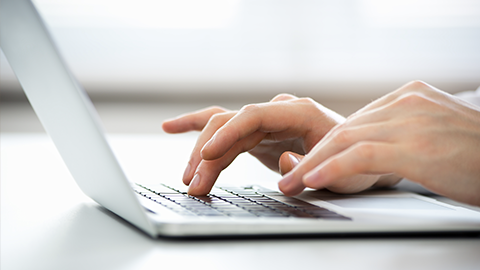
[162,81,480,206]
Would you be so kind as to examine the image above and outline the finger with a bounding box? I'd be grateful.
[277,121,396,196]
[183,111,236,185]
[188,131,266,196]
[302,142,401,191]
[162,106,227,133]
[277,155,317,196]
[278,151,304,175]
[201,102,310,160]
[306,100,409,165]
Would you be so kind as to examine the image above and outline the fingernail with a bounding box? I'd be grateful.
[188,173,200,192]
[182,162,192,184]
[288,153,300,168]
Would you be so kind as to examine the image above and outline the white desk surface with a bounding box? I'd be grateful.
[2,133,480,270]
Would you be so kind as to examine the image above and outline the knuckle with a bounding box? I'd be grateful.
[206,106,227,114]
[394,80,430,96]
[354,142,376,160]
[271,93,296,102]
[395,92,430,107]
[294,97,315,105]
[240,103,260,113]
[333,129,352,145]
[407,80,429,89]
[401,93,423,103]
[326,158,342,175]
[208,112,230,126]
[292,97,324,114]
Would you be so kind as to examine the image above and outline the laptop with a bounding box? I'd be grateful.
[2,0,479,238]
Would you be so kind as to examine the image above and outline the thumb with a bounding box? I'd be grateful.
[279,151,304,175]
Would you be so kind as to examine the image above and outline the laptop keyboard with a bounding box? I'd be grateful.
[134,183,350,220]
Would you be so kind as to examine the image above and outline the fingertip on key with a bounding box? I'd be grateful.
[187,173,201,194]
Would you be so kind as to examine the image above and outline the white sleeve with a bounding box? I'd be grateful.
[455,86,480,108]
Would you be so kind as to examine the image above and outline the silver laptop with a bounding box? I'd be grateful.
[2,0,479,238]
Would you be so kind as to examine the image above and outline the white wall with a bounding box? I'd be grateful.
[1,0,480,100]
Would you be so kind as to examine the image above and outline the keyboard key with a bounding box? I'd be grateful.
[267,195,316,207]
[192,195,215,204]
[254,211,288,217]
[136,183,350,220]
[139,184,179,194]
[227,211,257,217]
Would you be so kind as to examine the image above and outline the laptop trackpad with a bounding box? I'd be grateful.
[326,197,451,210]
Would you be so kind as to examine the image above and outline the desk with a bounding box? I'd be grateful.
[2,133,479,270]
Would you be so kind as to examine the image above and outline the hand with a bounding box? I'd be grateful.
[162,94,349,195]
[280,81,480,206]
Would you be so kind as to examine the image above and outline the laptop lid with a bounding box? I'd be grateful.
[0,0,156,237]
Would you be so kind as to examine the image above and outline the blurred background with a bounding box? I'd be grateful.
[2,0,480,133]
